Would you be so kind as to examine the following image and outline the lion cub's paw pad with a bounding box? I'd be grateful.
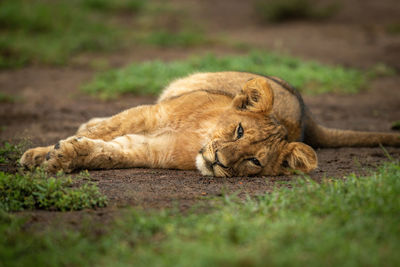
[20,148,49,169]
[44,137,93,173]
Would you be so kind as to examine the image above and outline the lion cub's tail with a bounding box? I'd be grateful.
[303,114,400,148]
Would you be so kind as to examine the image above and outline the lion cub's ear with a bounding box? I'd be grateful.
[233,78,274,113]
[281,142,318,173]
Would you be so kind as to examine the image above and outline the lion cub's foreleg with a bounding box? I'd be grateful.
[20,104,165,169]
[42,134,171,173]
[20,146,54,169]
[20,117,111,169]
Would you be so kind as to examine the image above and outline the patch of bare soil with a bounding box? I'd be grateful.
[0,0,400,224]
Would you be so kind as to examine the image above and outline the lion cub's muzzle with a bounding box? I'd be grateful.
[196,146,233,177]
[212,150,228,169]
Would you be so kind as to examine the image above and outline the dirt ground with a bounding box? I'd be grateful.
[1,0,400,219]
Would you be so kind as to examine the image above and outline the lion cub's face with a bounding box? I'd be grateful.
[196,78,317,177]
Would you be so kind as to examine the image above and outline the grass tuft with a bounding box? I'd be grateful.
[386,23,400,35]
[83,51,368,99]
[82,0,146,13]
[142,29,208,48]
[391,121,400,130]
[0,169,107,212]
[0,140,107,212]
[0,141,29,165]
[0,92,18,103]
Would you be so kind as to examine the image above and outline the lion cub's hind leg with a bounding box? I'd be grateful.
[76,117,108,135]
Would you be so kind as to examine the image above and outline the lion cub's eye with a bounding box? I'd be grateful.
[249,158,261,166]
[236,123,244,139]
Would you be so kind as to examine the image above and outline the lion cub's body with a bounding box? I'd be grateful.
[160,72,304,141]
[20,72,400,177]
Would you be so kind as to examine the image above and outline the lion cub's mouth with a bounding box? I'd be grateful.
[196,147,231,177]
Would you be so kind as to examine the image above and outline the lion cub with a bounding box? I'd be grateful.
[20,72,400,177]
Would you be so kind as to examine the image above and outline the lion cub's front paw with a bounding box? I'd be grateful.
[20,146,52,169]
[44,136,93,173]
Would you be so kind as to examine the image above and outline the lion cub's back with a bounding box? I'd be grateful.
[158,72,259,102]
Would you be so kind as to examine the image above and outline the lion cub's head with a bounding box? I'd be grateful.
[196,78,317,177]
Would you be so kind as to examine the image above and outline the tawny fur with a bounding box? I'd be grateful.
[20,72,400,177]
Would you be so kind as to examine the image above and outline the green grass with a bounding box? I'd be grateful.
[254,0,339,23]
[391,121,400,130]
[0,141,107,211]
[83,51,368,99]
[0,141,28,164]
[1,161,399,266]
[0,92,17,103]
[387,23,400,35]
[141,29,208,48]
[0,0,124,67]
[81,0,145,13]
[0,169,107,211]
[0,0,208,68]
[133,3,210,48]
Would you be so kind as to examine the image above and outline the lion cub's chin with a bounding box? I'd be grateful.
[195,153,214,176]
